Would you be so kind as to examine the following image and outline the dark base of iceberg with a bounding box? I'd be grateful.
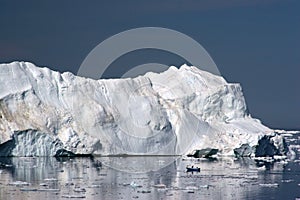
[187,148,219,158]
[234,134,289,158]
[0,129,289,161]
[0,129,92,157]
[0,129,62,157]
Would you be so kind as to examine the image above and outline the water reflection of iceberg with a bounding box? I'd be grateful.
[0,156,290,200]
[96,155,180,173]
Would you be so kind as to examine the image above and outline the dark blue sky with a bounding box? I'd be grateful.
[0,0,299,129]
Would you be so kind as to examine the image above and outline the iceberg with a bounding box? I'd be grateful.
[0,62,288,157]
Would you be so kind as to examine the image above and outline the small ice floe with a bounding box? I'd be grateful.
[274,129,300,135]
[279,160,288,165]
[281,133,293,137]
[259,183,279,188]
[89,184,101,188]
[74,188,86,193]
[61,194,86,198]
[153,184,166,189]
[199,185,209,189]
[273,155,287,161]
[185,186,198,190]
[257,166,266,171]
[157,160,165,165]
[38,188,60,192]
[72,177,83,180]
[130,181,142,188]
[281,179,294,183]
[44,178,58,181]
[286,138,297,142]
[290,145,300,149]
[254,157,274,163]
[8,181,30,186]
[20,188,38,191]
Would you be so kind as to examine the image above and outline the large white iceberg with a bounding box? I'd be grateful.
[0,62,288,157]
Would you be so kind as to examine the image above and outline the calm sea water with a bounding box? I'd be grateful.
[1,133,300,200]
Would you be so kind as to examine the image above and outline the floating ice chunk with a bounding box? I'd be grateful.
[153,184,166,189]
[20,188,38,191]
[38,188,60,192]
[274,130,300,134]
[281,179,294,183]
[61,195,86,198]
[44,178,58,181]
[185,186,198,190]
[8,181,30,186]
[74,188,86,193]
[259,183,279,188]
[257,166,266,171]
[130,181,142,188]
[199,185,209,189]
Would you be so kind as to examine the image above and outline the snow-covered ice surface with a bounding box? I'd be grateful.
[0,61,290,157]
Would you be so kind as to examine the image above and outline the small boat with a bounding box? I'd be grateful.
[186,166,200,172]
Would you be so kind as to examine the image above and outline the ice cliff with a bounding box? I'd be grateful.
[0,62,288,157]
